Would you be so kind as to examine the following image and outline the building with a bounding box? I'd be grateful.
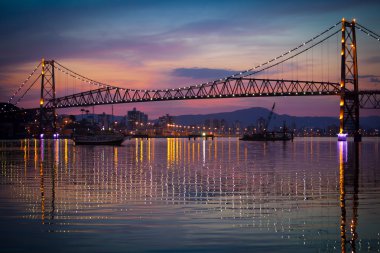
[233,120,241,135]
[220,119,228,134]
[156,114,174,136]
[127,108,148,131]
[100,112,111,130]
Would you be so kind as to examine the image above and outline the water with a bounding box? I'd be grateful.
[0,137,379,252]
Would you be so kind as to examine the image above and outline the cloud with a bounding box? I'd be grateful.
[0,29,199,71]
[167,18,282,37]
[370,77,380,83]
[359,74,378,78]
[360,74,380,83]
[0,1,294,70]
[366,56,380,64]
[0,2,206,69]
[172,67,237,79]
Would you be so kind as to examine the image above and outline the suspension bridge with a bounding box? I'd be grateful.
[1,19,380,141]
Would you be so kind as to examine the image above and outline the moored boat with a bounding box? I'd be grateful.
[240,103,294,141]
[240,131,293,141]
[73,132,125,145]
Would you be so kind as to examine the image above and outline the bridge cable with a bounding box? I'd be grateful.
[54,28,340,102]
[186,22,341,87]
[327,35,330,82]
[244,30,340,78]
[312,40,314,81]
[356,23,380,42]
[7,62,42,104]
[54,61,117,89]
[357,23,380,37]
[321,39,323,82]
[13,74,42,107]
[53,22,341,94]
[175,22,341,90]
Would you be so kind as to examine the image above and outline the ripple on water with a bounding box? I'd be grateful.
[0,137,379,252]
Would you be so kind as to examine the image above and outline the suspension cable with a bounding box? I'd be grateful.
[54,22,341,93]
[357,23,380,38]
[54,26,339,98]
[7,62,41,104]
[14,74,42,106]
[356,23,380,42]
[184,21,341,88]
[245,30,340,78]
[54,61,116,89]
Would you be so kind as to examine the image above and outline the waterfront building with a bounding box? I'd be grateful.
[156,114,174,136]
[127,107,148,131]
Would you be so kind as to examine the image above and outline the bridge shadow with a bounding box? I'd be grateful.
[338,141,360,253]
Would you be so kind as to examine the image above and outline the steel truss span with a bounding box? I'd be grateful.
[48,78,342,109]
[359,91,380,109]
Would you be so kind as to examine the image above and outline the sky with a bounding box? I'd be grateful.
[1,0,380,119]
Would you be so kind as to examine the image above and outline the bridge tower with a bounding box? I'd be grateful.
[39,59,56,136]
[340,18,361,142]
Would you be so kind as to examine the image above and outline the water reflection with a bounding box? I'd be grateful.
[0,138,379,252]
[338,141,360,253]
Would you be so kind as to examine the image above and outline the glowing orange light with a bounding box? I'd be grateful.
[41,58,45,75]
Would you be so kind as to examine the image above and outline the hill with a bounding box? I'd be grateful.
[172,107,380,130]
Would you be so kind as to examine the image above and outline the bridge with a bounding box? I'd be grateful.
[1,19,380,141]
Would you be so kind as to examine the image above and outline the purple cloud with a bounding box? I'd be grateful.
[172,67,237,80]
[366,56,380,64]
[370,77,380,83]
[360,75,380,84]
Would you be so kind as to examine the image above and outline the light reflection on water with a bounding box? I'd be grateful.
[0,137,380,252]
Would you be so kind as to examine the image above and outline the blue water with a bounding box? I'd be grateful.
[0,137,379,252]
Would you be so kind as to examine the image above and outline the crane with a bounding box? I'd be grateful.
[265,102,275,132]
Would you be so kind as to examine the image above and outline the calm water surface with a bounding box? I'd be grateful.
[0,137,379,252]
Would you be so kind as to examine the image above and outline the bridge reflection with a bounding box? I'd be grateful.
[338,141,360,253]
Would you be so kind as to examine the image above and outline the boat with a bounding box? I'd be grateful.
[240,102,294,141]
[73,132,125,145]
[240,131,293,141]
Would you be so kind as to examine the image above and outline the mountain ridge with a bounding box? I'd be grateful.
[171,107,380,130]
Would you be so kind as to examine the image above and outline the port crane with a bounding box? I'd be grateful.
[264,102,275,132]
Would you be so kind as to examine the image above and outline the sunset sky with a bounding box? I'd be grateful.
[1,0,380,118]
